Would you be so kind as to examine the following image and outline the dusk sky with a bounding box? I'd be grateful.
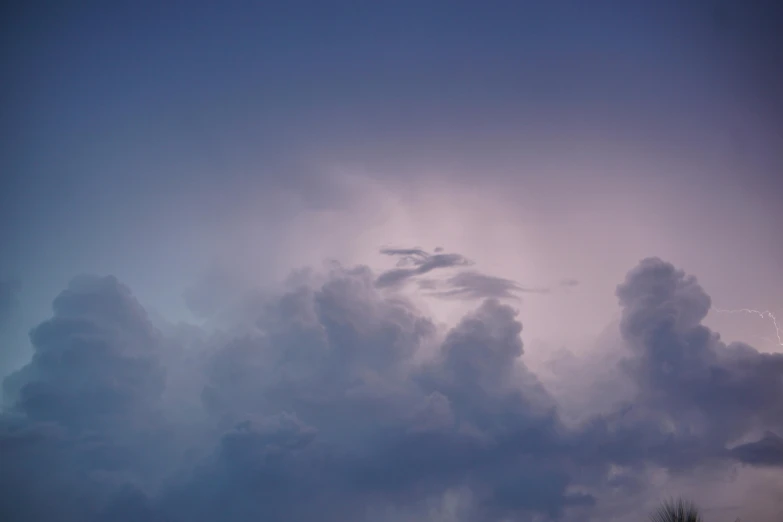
[1,2,782,521]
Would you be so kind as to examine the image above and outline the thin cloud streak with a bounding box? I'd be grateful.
[376,247,473,289]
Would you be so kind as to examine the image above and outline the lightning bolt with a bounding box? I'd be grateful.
[713,308,783,347]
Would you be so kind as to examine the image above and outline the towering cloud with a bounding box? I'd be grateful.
[1,276,169,522]
[1,258,781,521]
[616,258,783,447]
[4,276,165,429]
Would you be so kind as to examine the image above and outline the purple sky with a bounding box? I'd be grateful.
[1,2,782,521]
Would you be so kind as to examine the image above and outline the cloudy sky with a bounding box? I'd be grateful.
[1,2,782,521]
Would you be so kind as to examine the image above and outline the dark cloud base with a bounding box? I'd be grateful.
[1,258,781,522]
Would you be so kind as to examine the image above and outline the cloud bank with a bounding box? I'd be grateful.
[1,257,781,521]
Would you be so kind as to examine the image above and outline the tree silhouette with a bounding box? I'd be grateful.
[649,498,704,522]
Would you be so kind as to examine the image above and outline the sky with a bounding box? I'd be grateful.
[1,1,782,521]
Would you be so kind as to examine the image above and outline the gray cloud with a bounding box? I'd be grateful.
[1,276,173,522]
[379,247,549,301]
[731,432,783,467]
[1,258,781,521]
[376,247,473,288]
[4,1,782,519]
[153,274,587,521]
[425,271,551,301]
[3,276,166,430]
[615,258,783,446]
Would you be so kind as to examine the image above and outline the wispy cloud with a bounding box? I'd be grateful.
[375,247,473,288]
[422,271,550,301]
[560,278,580,288]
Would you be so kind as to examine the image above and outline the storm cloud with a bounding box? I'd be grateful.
[616,258,783,445]
[1,258,781,521]
[3,2,782,520]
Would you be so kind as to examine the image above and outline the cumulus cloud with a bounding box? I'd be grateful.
[615,258,783,445]
[1,276,173,521]
[1,258,781,521]
[3,276,166,429]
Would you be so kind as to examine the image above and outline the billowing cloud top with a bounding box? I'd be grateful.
[1,257,781,522]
